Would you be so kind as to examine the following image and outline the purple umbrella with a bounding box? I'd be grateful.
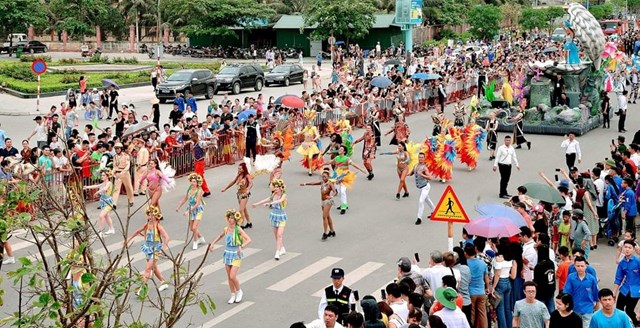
[475,203,528,227]
[101,79,120,90]
[464,216,521,239]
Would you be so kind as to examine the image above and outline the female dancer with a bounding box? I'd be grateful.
[323,133,343,164]
[323,145,367,215]
[296,111,322,176]
[252,179,288,260]
[411,152,435,225]
[381,142,411,200]
[222,162,254,229]
[83,169,115,236]
[431,112,444,136]
[301,168,338,240]
[512,108,531,150]
[485,111,498,160]
[175,173,205,250]
[140,159,173,213]
[384,115,410,145]
[209,209,252,304]
[353,125,377,180]
[453,99,466,127]
[125,205,170,295]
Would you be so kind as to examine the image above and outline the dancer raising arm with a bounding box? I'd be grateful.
[222,162,254,229]
[353,125,377,180]
[323,145,367,215]
[301,168,338,240]
[175,173,206,250]
[83,169,115,236]
[381,141,411,200]
[252,179,288,260]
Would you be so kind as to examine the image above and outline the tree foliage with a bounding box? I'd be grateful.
[0,0,48,36]
[589,3,615,20]
[423,0,471,26]
[466,4,503,40]
[303,0,377,41]
[500,3,522,28]
[47,0,125,40]
[519,8,549,31]
[161,0,274,37]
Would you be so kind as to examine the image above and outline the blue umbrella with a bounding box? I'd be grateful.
[101,79,120,90]
[475,203,528,228]
[274,94,297,105]
[370,76,393,88]
[411,73,429,79]
[424,73,442,80]
[236,109,257,124]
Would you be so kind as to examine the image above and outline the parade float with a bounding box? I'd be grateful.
[476,3,613,136]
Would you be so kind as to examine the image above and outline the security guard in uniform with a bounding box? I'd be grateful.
[318,268,355,326]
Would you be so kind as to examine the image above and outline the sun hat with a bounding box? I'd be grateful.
[435,287,458,310]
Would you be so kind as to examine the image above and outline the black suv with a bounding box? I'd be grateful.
[214,64,264,95]
[155,69,216,103]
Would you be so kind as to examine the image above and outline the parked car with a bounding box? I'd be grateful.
[265,64,304,87]
[551,28,566,42]
[0,33,27,53]
[155,69,216,103]
[214,64,264,95]
[20,40,48,53]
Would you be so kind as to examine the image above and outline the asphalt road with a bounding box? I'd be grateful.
[0,59,636,327]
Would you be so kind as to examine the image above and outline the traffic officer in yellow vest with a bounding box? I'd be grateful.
[318,268,355,326]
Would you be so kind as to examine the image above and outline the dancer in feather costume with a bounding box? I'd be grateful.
[458,123,487,171]
[296,110,323,176]
[322,145,367,215]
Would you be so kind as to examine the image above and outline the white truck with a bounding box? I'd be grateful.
[1,33,28,54]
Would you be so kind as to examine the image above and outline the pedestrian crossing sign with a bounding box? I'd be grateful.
[430,186,470,223]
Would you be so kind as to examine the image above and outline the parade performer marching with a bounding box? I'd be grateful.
[140,159,175,215]
[323,133,343,164]
[301,168,338,240]
[424,132,457,183]
[209,209,252,304]
[175,173,206,250]
[323,145,368,215]
[411,152,436,225]
[453,99,467,127]
[370,110,382,147]
[381,141,420,200]
[485,111,499,160]
[265,128,294,182]
[296,110,323,176]
[431,112,445,136]
[512,107,531,150]
[457,123,486,171]
[353,125,377,180]
[83,169,115,236]
[222,163,254,229]
[124,205,170,295]
[385,114,411,145]
[252,179,289,260]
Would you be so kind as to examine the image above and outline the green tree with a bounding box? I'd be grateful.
[303,0,377,41]
[162,0,274,37]
[519,8,549,31]
[589,3,614,20]
[544,6,566,25]
[500,3,522,28]
[0,0,47,53]
[48,0,125,40]
[466,4,502,40]
[423,0,470,26]
[611,0,640,13]
[118,0,157,44]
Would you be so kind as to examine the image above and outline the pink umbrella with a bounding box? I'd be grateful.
[464,216,521,239]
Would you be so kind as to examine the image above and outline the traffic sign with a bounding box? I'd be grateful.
[31,59,47,75]
[430,185,470,223]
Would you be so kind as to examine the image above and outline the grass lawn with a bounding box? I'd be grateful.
[0,57,223,94]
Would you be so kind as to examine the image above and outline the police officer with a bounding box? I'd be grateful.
[318,268,355,325]
[244,114,260,162]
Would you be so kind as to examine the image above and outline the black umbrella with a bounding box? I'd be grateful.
[384,59,402,66]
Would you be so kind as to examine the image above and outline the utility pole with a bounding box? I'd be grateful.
[157,0,161,67]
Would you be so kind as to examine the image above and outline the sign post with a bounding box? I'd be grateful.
[31,59,47,112]
[430,185,470,251]
[395,0,422,62]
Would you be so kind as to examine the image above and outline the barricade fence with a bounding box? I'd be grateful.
[31,82,475,203]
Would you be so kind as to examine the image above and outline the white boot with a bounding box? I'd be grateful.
[274,250,280,260]
[192,241,198,250]
[279,247,286,256]
[227,293,236,304]
[2,256,15,265]
[235,289,243,303]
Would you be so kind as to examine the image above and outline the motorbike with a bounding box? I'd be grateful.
[139,43,148,54]
[148,49,155,59]
[81,44,90,57]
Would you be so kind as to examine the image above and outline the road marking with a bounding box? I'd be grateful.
[119,240,184,267]
[224,252,301,285]
[95,236,142,256]
[156,245,208,273]
[369,279,396,301]
[200,301,255,327]
[10,237,36,252]
[267,256,341,292]
[200,248,261,277]
[312,261,384,297]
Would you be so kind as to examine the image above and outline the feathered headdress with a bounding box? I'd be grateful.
[303,109,317,121]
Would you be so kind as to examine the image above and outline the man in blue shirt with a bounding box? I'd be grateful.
[173,93,185,112]
[464,244,488,328]
[563,256,600,327]
[568,248,598,278]
[613,240,640,326]
[621,178,637,231]
[186,92,198,113]
[589,288,633,328]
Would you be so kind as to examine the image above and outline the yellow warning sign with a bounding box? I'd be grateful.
[430,185,470,223]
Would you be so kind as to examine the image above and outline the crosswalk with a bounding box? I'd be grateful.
[2,234,398,327]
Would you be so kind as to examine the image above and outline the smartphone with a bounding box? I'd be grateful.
[381,289,387,300]
[554,174,559,182]
[612,139,616,145]
[414,252,420,263]
[555,168,560,172]
[354,290,360,301]
[350,304,356,311]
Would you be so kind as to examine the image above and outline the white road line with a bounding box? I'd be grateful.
[200,301,255,327]
[369,279,396,301]
[95,236,143,256]
[312,262,385,297]
[224,252,301,285]
[200,248,261,277]
[267,256,341,292]
[156,246,208,273]
[10,238,36,252]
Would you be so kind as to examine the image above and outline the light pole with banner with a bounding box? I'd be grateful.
[395,0,422,62]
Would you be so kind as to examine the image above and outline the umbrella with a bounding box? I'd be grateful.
[273,94,297,105]
[122,121,155,137]
[280,95,305,108]
[542,46,558,54]
[604,28,617,34]
[522,183,566,204]
[236,109,257,124]
[424,73,442,80]
[384,59,402,66]
[370,76,393,88]
[101,79,120,90]
[411,73,429,79]
[475,203,528,228]
[464,216,522,238]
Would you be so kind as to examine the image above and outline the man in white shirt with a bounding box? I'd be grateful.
[618,90,628,132]
[561,132,581,170]
[386,283,409,323]
[318,268,355,324]
[519,227,537,282]
[27,116,48,149]
[306,305,344,328]
[493,135,520,199]
[629,144,640,169]
[422,251,450,292]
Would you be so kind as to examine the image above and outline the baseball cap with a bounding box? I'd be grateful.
[397,257,412,272]
[573,209,584,217]
[558,179,570,189]
[435,287,458,310]
[533,204,544,213]
[34,116,42,121]
[569,167,578,173]
[330,268,344,279]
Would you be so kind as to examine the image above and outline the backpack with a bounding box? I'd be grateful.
[101,153,113,169]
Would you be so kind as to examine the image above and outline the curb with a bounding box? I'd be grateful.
[0,110,43,116]
[2,82,151,99]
